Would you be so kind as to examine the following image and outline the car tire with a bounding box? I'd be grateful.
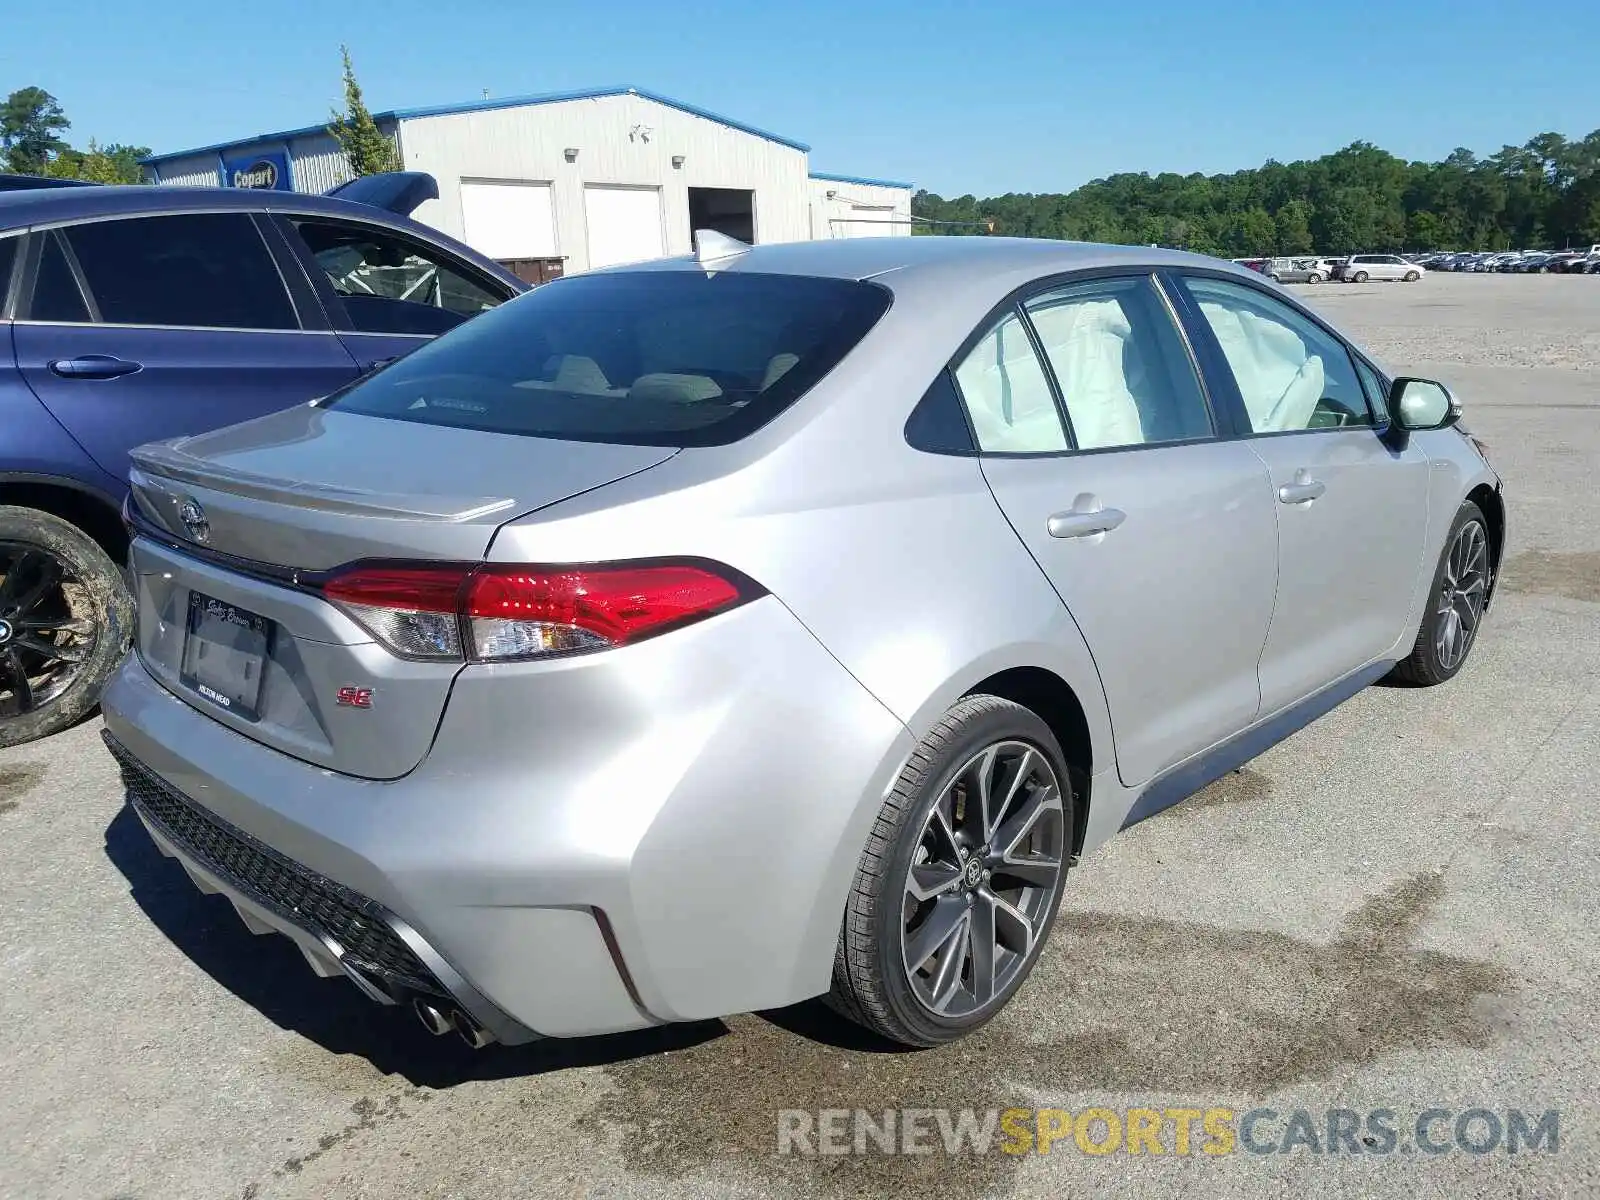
[1404,271,1420,282]
[1269,274,1282,283]
[1352,270,1369,283]
[1307,273,1322,284]
[0,506,133,748]
[827,694,1074,1047]
[1389,500,1490,687]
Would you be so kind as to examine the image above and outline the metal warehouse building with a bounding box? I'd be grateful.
[142,86,913,281]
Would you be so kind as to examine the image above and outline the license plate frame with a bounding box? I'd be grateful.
[179,591,273,722]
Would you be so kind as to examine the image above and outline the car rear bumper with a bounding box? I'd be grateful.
[101,595,913,1041]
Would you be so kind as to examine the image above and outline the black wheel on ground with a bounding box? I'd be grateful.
[0,506,133,747]
[1389,500,1490,687]
[1307,273,1322,284]
[1352,270,1370,282]
[827,694,1074,1047]
[1404,270,1420,281]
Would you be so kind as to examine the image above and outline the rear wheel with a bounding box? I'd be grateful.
[0,507,133,748]
[1390,501,1490,686]
[827,695,1073,1047]
[1352,270,1370,283]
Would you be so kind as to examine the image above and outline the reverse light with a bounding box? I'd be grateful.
[320,561,755,662]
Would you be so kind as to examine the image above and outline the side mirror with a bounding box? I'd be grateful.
[1389,377,1462,431]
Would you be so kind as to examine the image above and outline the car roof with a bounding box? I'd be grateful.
[0,183,429,233]
[613,235,1260,289]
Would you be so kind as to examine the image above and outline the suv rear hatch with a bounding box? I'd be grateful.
[128,403,675,779]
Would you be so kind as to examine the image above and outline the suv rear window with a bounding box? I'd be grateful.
[323,270,891,446]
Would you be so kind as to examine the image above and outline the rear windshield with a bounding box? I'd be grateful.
[324,269,892,446]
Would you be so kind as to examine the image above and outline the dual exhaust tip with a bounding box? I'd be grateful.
[413,997,493,1049]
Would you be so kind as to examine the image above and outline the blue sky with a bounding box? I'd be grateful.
[6,0,1597,195]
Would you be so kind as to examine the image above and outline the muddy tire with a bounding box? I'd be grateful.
[0,506,132,748]
[827,695,1074,1047]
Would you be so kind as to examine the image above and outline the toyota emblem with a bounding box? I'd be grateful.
[177,497,210,544]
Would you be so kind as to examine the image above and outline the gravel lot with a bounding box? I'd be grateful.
[3,271,1598,1200]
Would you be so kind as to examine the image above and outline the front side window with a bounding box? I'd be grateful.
[323,269,891,446]
[292,220,510,336]
[1181,276,1374,432]
[952,310,1066,453]
[1353,356,1390,423]
[1024,276,1213,450]
[57,213,297,329]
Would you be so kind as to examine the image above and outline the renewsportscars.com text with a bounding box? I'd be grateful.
[777,1106,1559,1158]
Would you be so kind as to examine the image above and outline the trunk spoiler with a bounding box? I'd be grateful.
[323,171,440,217]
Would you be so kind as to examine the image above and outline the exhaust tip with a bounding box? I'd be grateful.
[452,1009,493,1049]
[412,998,454,1037]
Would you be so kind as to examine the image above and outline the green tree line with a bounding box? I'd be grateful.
[1,86,148,183]
[3,51,392,185]
[913,130,1600,255]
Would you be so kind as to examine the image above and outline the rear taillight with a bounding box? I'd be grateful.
[320,561,756,662]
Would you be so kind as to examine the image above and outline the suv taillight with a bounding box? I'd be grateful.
[321,561,757,662]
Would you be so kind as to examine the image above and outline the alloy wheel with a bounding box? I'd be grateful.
[900,740,1066,1018]
[0,542,99,719]
[1435,520,1488,672]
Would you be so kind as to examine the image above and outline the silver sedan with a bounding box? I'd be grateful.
[104,236,1504,1049]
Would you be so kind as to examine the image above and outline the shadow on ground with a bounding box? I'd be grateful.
[102,805,724,1088]
[104,797,1518,1200]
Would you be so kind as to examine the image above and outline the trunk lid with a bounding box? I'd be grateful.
[127,404,676,779]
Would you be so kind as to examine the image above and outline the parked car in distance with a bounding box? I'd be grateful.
[1343,254,1425,282]
[104,236,1505,1051]
[1264,256,1333,283]
[1543,251,1587,273]
[0,175,525,747]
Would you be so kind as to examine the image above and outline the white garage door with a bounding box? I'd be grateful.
[584,186,665,269]
[846,205,896,237]
[459,181,557,259]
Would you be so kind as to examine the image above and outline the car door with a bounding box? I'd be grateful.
[272,214,517,375]
[1173,273,1432,714]
[12,212,362,480]
[963,274,1280,788]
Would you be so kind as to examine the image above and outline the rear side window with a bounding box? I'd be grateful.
[953,310,1066,453]
[58,214,297,329]
[290,220,509,336]
[324,270,892,446]
[0,235,18,311]
[30,232,91,323]
[1023,276,1213,449]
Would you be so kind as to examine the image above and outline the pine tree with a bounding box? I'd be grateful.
[328,46,400,176]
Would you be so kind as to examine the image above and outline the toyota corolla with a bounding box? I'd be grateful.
[103,236,1504,1049]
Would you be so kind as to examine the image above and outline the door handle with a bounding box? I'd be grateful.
[1277,469,1327,505]
[48,355,143,380]
[1048,494,1126,539]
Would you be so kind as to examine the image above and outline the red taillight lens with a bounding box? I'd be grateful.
[465,565,745,659]
[320,561,752,662]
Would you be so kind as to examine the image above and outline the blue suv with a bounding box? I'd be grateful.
[0,175,524,746]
